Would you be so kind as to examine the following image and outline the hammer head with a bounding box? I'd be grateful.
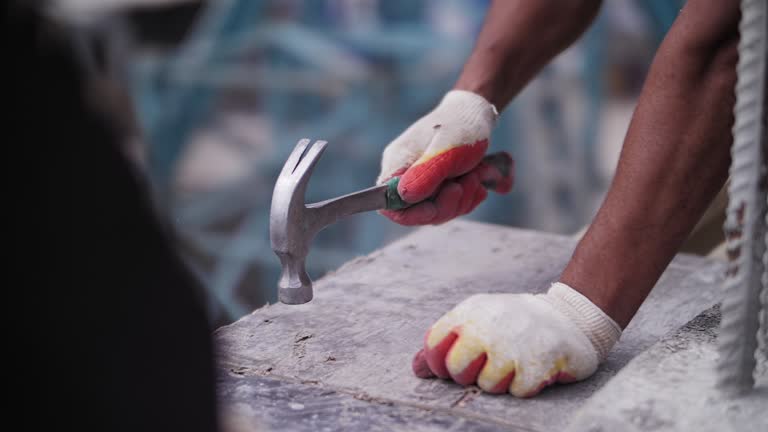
[269,139,328,304]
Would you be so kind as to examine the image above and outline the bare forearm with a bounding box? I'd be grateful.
[454,0,602,109]
[560,0,740,328]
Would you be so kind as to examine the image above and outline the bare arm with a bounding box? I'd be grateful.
[454,0,603,110]
[560,0,740,328]
[376,0,602,226]
[409,0,742,394]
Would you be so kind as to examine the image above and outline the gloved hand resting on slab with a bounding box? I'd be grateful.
[411,283,621,397]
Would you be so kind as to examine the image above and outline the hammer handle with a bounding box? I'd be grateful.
[385,151,512,211]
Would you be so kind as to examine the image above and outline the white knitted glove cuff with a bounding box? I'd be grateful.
[541,282,622,362]
[440,90,499,127]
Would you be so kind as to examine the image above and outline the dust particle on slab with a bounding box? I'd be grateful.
[293,331,313,359]
[294,332,313,343]
[354,392,373,402]
[450,387,481,408]
[289,402,305,410]
[230,366,249,376]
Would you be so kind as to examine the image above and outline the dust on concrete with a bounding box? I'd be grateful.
[450,387,482,408]
[661,304,720,354]
[228,364,274,377]
[292,331,314,359]
[353,391,395,406]
[620,400,675,431]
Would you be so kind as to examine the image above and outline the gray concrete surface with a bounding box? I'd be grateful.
[566,304,768,432]
[215,220,738,431]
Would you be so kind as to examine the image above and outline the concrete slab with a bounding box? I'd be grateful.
[566,305,768,432]
[219,373,519,432]
[215,220,728,431]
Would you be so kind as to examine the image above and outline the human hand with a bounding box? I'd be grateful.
[411,283,622,397]
[377,90,513,225]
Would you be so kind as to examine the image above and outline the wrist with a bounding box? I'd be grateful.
[453,71,505,111]
[541,282,622,362]
[453,80,498,108]
[440,89,499,127]
[452,40,524,110]
[559,223,649,329]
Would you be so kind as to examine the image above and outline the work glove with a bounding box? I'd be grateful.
[411,282,622,397]
[377,90,513,225]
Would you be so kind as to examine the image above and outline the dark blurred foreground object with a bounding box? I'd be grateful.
[7,1,218,431]
[126,0,203,46]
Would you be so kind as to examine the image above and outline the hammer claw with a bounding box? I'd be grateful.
[292,139,328,181]
[280,138,312,177]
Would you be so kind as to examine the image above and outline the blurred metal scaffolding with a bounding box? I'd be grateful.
[129,0,681,324]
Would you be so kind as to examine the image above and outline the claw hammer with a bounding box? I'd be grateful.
[269,138,512,304]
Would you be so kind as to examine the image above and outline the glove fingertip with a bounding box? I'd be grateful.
[412,349,436,379]
[494,177,513,194]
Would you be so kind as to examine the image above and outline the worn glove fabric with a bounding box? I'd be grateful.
[377,90,512,225]
[412,282,622,397]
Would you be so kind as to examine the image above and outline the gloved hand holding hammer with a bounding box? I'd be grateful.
[380,0,739,397]
[377,90,513,225]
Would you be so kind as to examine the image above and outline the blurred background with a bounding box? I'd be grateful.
[70,0,683,327]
